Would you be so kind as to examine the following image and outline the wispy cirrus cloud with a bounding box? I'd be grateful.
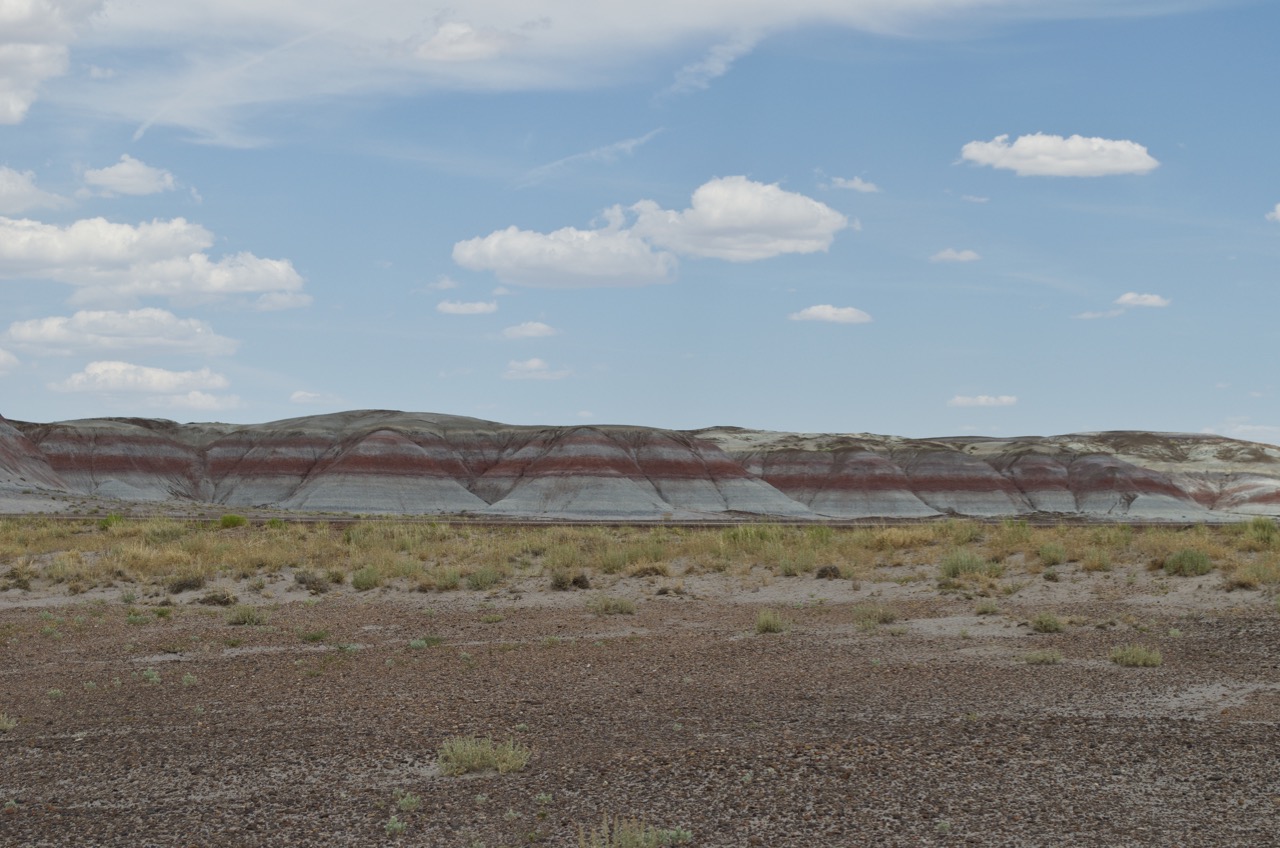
[503,357,569,380]
[948,394,1017,407]
[436,300,497,314]
[930,248,981,263]
[502,321,559,339]
[519,129,662,187]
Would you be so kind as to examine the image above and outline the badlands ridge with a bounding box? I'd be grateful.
[2,409,1278,521]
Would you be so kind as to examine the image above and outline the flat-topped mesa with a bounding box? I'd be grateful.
[1,410,1278,520]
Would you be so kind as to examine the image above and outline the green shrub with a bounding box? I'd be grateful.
[0,712,17,732]
[1024,649,1062,665]
[219,514,248,529]
[97,514,126,531]
[465,566,502,591]
[351,567,383,591]
[1110,644,1163,667]
[1163,549,1212,577]
[1037,543,1067,566]
[436,736,531,775]
[940,548,1001,579]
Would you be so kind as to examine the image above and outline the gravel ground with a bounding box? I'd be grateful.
[2,569,1278,847]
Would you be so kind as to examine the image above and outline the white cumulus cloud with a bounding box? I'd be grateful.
[1115,292,1170,308]
[454,222,676,288]
[788,304,872,324]
[0,0,101,124]
[829,176,880,193]
[961,133,1159,177]
[6,308,238,355]
[0,166,67,213]
[631,176,848,261]
[1265,203,1280,223]
[51,360,229,393]
[503,357,570,380]
[0,347,18,375]
[437,300,498,314]
[948,395,1017,408]
[0,216,306,306]
[931,248,981,263]
[502,321,559,339]
[83,154,177,196]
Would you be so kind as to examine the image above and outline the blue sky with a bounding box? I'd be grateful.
[1,0,1278,443]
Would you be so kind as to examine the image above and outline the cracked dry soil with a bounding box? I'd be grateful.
[2,573,1279,847]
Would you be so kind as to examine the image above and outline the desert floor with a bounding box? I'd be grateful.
[2,555,1279,847]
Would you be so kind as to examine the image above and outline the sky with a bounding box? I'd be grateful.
[1,0,1278,444]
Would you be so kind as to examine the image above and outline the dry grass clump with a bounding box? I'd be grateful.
[577,815,692,847]
[0,711,17,732]
[1110,644,1163,667]
[436,736,530,776]
[1024,649,1063,665]
[588,595,636,616]
[1231,516,1279,552]
[1029,612,1064,633]
[852,602,899,629]
[1081,548,1111,573]
[939,548,1002,580]
[226,605,268,626]
[1221,556,1280,590]
[754,609,788,634]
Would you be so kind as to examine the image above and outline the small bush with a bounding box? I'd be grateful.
[1110,644,1163,667]
[852,603,898,628]
[97,514,126,531]
[166,572,206,594]
[197,589,237,606]
[219,514,248,529]
[409,636,444,649]
[588,595,636,616]
[0,712,17,732]
[437,736,531,776]
[755,609,787,634]
[1024,649,1063,665]
[975,599,1000,616]
[265,518,286,530]
[1037,543,1067,566]
[300,630,329,643]
[351,567,383,592]
[1030,613,1064,634]
[465,566,502,591]
[549,569,591,591]
[1163,549,1212,577]
[294,570,330,595]
[1082,549,1111,572]
[578,815,693,847]
[226,605,268,626]
[940,548,1001,580]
